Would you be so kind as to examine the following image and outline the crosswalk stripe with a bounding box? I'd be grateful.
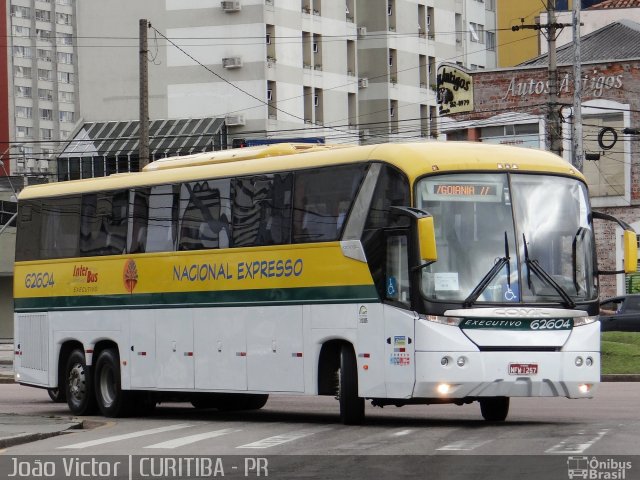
[545,429,609,454]
[58,424,193,449]
[437,438,493,451]
[144,428,240,449]
[237,428,329,449]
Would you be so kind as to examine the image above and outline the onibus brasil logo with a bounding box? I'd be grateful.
[567,456,632,479]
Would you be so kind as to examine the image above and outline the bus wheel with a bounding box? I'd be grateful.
[338,345,364,425]
[479,397,510,422]
[65,349,97,416]
[47,387,66,403]
[94,348,131,417]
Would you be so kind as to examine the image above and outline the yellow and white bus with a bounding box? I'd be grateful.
[13,142,637,424]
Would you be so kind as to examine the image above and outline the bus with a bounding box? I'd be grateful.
[13,142,637,424]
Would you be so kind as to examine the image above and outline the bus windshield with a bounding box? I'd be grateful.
[416,173,597,305]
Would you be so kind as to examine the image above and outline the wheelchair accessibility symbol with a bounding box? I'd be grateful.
[386,276,398,298]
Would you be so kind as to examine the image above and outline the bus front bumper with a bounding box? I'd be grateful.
[413,351,600,399]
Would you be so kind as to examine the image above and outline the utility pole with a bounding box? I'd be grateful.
[139,19,150,170]
[511,1,572,158]
[572,0,583,171]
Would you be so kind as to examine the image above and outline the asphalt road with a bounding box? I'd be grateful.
[0,383,638,479]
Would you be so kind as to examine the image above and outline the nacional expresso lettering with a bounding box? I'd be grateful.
[172,258,303,282]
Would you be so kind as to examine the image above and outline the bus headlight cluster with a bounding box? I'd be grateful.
[575,356,594,367]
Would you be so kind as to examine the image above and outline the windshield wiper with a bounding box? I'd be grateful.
[463,232,510,308]
[523,233,576,308]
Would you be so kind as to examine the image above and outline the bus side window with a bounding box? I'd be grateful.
[145,184,179,253]
[15,201,42,261]
[128,188,150,254]
[40,196,81,259]
[232,173,292,247]
[292,164,366,243]
[79,190,128,256]
[178,179,231,251]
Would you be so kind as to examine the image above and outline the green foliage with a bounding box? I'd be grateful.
[601,332,640,374]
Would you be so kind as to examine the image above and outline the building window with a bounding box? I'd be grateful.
[16,86,32,97]
[16,126,33,138]
[486,31,496,51]
[14,66,32,78]
[59,91,75,103]
[35,9,51,21]
[56,12,72,24]
[16,106,33,119]
[58,33,73,46]
[39,88,54,101]
[12,25,30,37]
[13,46,32,58]
[58,71,74,83]
[40,128,53,140]
[40,109,53,121]
[11,5,31,18]
[37,49,52,62]
[36,29,52,42]
[38,68,53,81]
[59,111,75,123]
[469,22,484,43]
[57,52,74,64]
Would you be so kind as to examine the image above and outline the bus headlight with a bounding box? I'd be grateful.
[420,315,463,326]
[574,316,598,327]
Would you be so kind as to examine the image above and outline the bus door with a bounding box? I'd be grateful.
[383,233,416,398]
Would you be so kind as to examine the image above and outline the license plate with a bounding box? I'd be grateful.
[508,363,538,375]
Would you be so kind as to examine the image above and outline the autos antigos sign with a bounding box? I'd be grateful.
[436,63,474,115]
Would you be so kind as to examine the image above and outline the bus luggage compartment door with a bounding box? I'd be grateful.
[383,305,416,398]
[15,312,50,386]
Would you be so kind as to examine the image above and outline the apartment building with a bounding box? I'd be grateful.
[72,0,496,148]
[7,0,78,177]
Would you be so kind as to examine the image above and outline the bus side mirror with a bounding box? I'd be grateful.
[418,216,437,263]
[623,230,638,274]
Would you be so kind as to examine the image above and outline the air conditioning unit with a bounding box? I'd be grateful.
[357,26,367,37]
[221,1,241,12]
[222,56,243,68]
[427,14,431,26]
[313,95,319,107]
[225,114,246,126]
[266,89,273,101]
[38,160,49,172]
[26,158,36,169]
[312,42,318,53]
[358,77,369,88]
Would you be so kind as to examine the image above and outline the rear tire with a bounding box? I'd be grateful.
[94,348,131,417]
[338,345,364,425]
[479,397,510,422]
[65,349,97,416]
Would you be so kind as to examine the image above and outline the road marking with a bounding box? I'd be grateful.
[545,429,609,454]
[392,429,413,437]
[145,428,240,449]
[437,438,493,451]
[237,428,329,449]
[58,424,193,449]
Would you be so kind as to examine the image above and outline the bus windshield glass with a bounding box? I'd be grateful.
[416,173,596,304]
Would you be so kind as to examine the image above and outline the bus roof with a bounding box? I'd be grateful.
[18,142,584,200]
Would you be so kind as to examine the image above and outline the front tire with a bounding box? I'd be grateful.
[47,387,66,403]
[338,345,364,425]
[94,348,131,417]
[65,349,97,415]
[479,397,510,422]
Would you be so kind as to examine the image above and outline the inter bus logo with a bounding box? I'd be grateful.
[123,259,138,293]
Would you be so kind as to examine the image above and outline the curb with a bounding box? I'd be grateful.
[0,375,13,384]
[0,421,83,450]
[601,374,640,382]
